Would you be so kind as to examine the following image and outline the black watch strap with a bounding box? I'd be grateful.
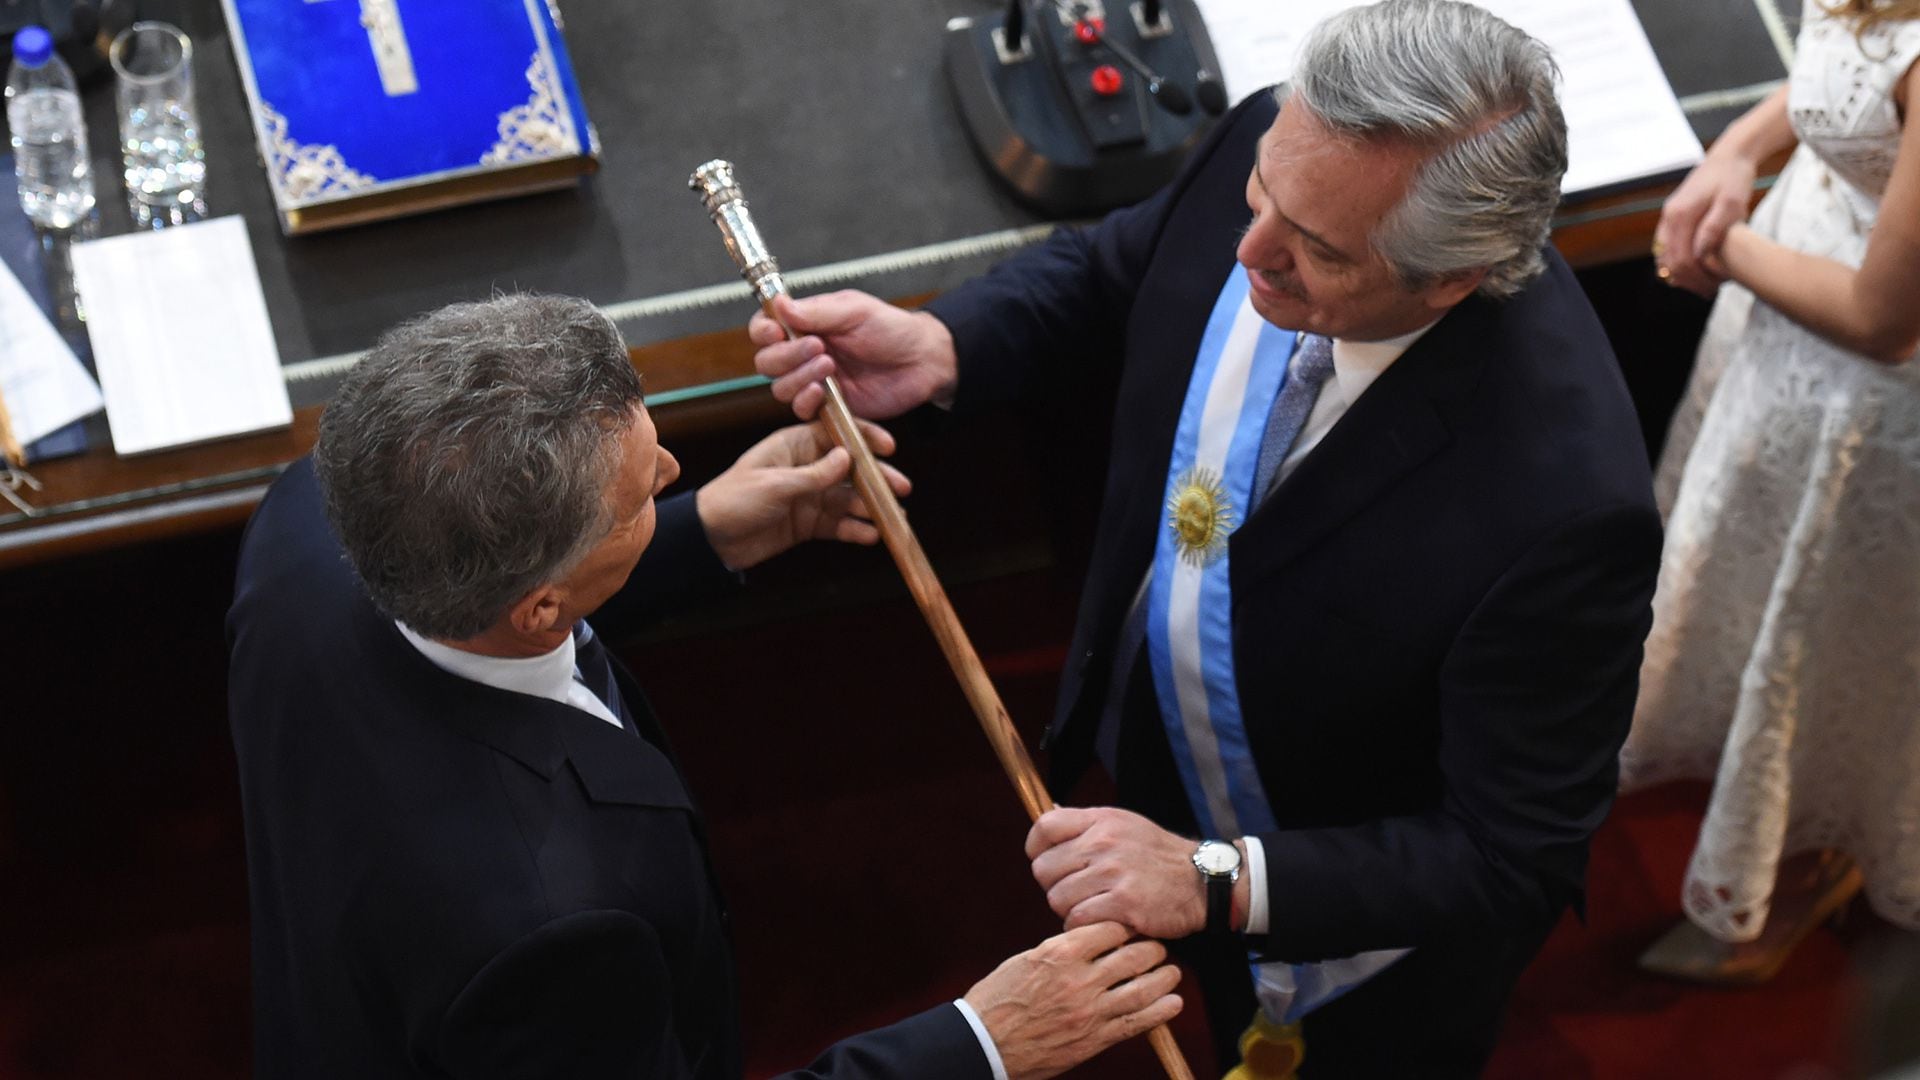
[1205,871,1232,935]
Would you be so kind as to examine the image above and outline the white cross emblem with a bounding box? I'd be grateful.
[307,0,418,97]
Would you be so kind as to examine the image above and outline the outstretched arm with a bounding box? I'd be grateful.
[694,418,910,571]
[439,912,1180,1080]
[751,94,1276,422]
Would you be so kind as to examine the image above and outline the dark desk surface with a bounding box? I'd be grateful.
[0,0,1796,565]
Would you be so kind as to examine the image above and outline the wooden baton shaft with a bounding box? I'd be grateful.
[815,371,1052,821]
[767,305,1194,1080]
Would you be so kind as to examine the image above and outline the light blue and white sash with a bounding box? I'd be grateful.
[1145,265,1408,1024]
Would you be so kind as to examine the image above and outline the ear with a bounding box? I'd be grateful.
[1420,267,1488,312]
[506,584,567,638]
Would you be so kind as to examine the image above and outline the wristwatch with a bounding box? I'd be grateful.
[1192,839,1243,935]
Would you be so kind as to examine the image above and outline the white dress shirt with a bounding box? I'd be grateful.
[395,621,1008,1077]
[1269,322,1435,487]
[396,621,624,729]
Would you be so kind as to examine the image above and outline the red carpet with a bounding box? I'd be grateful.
[1485,781,1866,1080]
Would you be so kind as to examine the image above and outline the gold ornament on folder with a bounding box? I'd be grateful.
[1167,466,1235,566]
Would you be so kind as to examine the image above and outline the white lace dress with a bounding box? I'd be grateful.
[1618,4,1920,943]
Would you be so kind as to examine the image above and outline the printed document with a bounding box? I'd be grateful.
[0,258,102,445]
[70,216,292,455]
[1193,0,1704,194]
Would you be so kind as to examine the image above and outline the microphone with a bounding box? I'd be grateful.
[1144,71,1193,115]
[1090,23,1190,114]
[1194,70,1227,115]
[1003,0,1027,55]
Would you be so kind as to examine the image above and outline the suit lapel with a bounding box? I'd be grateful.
[365,602,693,811]
[1229,303,1491,590]
[554,707,693,811]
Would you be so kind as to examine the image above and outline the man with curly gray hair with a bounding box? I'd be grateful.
[227,294,1185,1079]
[751,2,1660,1075]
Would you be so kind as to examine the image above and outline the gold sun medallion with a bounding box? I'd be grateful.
[1166,466,1236,566]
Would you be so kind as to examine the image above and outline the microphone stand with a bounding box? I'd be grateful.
[1003,0,1026,55]
[690,159,1197,1080]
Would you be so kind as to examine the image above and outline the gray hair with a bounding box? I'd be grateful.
[313,294,645,640]
[1284,0,1568,298]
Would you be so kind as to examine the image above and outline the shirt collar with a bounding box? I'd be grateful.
[395,620,579,707]
[1321,319,1439,408]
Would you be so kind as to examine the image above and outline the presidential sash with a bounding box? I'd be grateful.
[1146,265,1292,841]
[1146,265,1408,1024]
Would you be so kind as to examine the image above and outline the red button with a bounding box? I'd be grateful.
[1073,17,1105,45]
[1090,64,1124,96]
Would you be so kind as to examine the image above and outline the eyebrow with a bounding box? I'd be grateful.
[1253,136,1359,264]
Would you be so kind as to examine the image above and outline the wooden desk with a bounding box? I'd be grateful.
[0,322,790,569]
[0,184,1705,571]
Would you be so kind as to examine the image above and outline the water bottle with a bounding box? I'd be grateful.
[6,26,95,229]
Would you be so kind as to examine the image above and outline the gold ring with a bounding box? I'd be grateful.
[1651,237,1666,259]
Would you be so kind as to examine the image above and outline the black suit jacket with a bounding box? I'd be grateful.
[227,459,989,1080]
[926,92,1661,1075]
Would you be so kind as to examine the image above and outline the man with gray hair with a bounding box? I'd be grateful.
[227,294,1183,1079]
[751,1,1659,1074]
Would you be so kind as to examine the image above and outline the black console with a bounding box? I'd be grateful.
[944,0,1225,216]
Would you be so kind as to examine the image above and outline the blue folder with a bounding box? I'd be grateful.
[220,0,599,234]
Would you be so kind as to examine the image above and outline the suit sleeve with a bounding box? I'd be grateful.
[782,1006,994,1080]
[437,910,992,1080]
[925,94,1273,416]
[591,490,741,636]
[1250,502,1662,960]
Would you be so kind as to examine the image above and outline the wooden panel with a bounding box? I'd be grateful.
[0,320,787,567]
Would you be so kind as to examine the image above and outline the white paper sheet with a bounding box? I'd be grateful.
[69,216,292,456]
[1192,0,1705,195]
[0,259,103,445]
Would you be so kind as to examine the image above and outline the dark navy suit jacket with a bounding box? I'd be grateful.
[227,459,988,1079]
[926,92,1661,1076]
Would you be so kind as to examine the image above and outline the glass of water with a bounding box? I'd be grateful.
[109,22,206,227]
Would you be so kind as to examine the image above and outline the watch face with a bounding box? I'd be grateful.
[1195,841,1240,875]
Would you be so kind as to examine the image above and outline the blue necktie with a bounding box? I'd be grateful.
[572,619,637,736]
[1253,333,1337,505]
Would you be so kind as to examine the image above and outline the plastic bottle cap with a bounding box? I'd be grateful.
[12,26,53,68]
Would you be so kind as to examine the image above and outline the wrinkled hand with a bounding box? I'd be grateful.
[694,420,909,571]
[1653,149,1758,297]
[964,922,1184,1080]
[748,291,958,421]
[1027,807,1223,941]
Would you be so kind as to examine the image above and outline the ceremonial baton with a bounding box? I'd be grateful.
[690,160,1195,1080]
